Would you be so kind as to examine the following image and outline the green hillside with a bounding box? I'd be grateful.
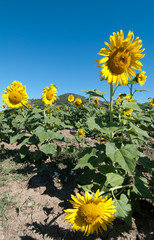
[29,93,89,106]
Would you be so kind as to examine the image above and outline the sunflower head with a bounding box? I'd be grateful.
[74,98,82,107]
[137,71,147,86]
[1,104,5,108]
[124,108,133,116]
[42,84,57,105]
[68,95,74,102]
[150,99,154,106]
[93,97,99,105]
[65,190,116,236]
[76,128,85,137]
[96,30,145,86]
[2,81,29,108]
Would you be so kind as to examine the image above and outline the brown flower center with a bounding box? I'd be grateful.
[107,47,131,75]
[46,90,54,101]
[9,91,22,104]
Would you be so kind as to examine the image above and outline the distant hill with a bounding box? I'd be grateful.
[29,93,105,107]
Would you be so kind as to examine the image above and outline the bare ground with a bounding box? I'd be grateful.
[0,130,154,240]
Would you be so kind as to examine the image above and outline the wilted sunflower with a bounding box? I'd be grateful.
[137,71,147,86]
[2,81,29,108]
[42,84,57,105]
[65,190,116,237]
[68,95,74,102]
[93,97,99,105]
[96,30,145,86]
[76,128,85,137]
[74,98,82,107]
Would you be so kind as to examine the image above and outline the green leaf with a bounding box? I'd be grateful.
[106,173,124,187]
[10,132,26,144]
[129,122,149,138]
[106,143,137,174]
[41,143,57,155]
[138,157,154,171]
[74,148,97,170]
[133,174,152,198]
[114,194,132,225]
[82,89,106,98]
[86,117,101,131]
[122,100,142,111]
[98,165,116,174]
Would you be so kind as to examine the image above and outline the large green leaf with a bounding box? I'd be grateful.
[41,143,57,155]
[74,148,97,170]
[129,122,149,138]
[114,194,132,225]
[82,89,106,98]
[133,174,152,198]
[106,143,137,174]
[10,132,26,144]
[122,100,141,111]
[86,117,102,131]
[106,173,124,187]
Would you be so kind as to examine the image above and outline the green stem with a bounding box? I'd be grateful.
[110,83,113,123]
[130,83,133,98]
[99,184,132,196]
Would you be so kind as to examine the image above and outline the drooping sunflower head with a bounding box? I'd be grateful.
[96,30,145,86]
[93,97,99,105]
[76,128,85,137]
[74,98,82,107]
[68,95,74,102]
[137,71,147,86]
[42,84,57,105]
[2,81,29,108]
[65,189,116,237]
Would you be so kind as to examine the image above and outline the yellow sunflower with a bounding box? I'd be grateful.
[74,98,82,107]
[137,71,147,86]
[42,84,57,105]
[150,99,154,106]
[76,128,85,137]
[1,104,5,108]
[93,97,99,105]
[124,108,133,116]
[68,95,74,102]
[123,94,133,102]
[2,81,29,108]
[65,189,116,237]
[96,30,145,86]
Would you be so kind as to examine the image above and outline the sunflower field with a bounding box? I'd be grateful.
[0,30,154,238]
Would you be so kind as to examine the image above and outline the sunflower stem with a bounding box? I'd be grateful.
[130,83,133,98]
[110,83,113,123]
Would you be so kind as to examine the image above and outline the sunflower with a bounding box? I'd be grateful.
[76,129,85,137]
[42,84,57,105]
[2,81,29,108]
[150,99,154,106]
[124,108,133,116]
[93,97,99,105]
[137,71,147,86]
[123,94,133,102]
[65,190,116,236]
[68,95,74,102]
[96,30,145,86]
[74,98,82,107]
[1,104,5,108]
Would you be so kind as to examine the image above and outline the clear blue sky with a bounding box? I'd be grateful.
[0,0,154,107]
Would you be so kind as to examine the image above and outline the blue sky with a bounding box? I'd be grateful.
[0,0,154,107]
